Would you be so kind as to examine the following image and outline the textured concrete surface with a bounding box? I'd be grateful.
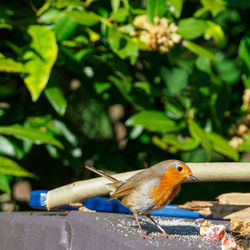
[0,211,230,250]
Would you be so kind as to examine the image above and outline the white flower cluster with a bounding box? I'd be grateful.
[130,15,182,53]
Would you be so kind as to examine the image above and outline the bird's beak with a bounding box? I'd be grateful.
[188,175,198,182]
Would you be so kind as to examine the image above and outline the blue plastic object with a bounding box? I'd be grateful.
[29,190,206,219]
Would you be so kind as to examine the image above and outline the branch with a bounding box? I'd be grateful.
[46,162,250,210]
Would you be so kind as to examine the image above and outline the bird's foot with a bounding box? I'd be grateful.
[158,231,174,239]
[140,232,153,240]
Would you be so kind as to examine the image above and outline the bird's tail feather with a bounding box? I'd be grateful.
[85,165,119,184]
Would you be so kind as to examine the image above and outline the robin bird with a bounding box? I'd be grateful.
[85,160,198,239]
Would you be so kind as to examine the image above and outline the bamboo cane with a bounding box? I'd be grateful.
[46,162,250,210]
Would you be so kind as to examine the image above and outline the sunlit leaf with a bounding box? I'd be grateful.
[36,1,51,16]
[126,111,183,132]
[111,8,129,23]
[0,124,63,149]
[0,58,26,73]
[23,25,58,102]
[86,28,100,42]
[0,173,10,194]
[0,23,12,29]
[207,132,239,160]
[178,18,207,40]
[38,8,61,22]
[111,0,121,13]
[201,0,226,17]
[167,0,183,18]
[0,135,16,157]
[195,0,226,17]
[152,136,168,150]
[0,156,36,178]
[64,10,99,26]
[204,21,224,44]
[56,0,84,8]
[183,40,215,60]
[188,119,213,159]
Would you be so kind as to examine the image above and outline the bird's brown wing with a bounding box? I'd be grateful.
[107,183,135,201]
[108,168,157,201]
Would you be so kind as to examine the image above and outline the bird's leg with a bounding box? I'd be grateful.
[146,214,173,238]
[133,212,152,240]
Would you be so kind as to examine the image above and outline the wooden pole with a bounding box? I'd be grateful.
[46,162,250,210]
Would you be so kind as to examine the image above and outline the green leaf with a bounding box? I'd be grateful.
[147,0,166,22]
[239,36,250,71]
[45,75,67,116]
[0,172,11,194]
[207,132,239,160]
[0,124,63,149]
[215,59,240,84]
[64,10,99,26]
[55,0,85,8]
[167,0,183,18]
[147,0,156,23]
[0,23,12,30]
[126,111,183,132]
[195,56,212,74]
[238,133,250,152]
[53,14,77,42]
[204,21,224,45]
[188,119,213,159]
[38,8,61,22]
[165,102,184,120]
[53,120,77,146]
[162,134,200,151]
[201,0,226,17]
[183,40,215,61]
[178,18,207,40]
[23,25,58,102]
[0,156,36,178]
[108,26,138,63]
[111,8,129,23]
[161,67,189,96]
[94,82,112,94]
[134,82,151,95]
[0,58,26,73]
[111,0,121,13]
[152,136,168,150]
[0,135,16,157]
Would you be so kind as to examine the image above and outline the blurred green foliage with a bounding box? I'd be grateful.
[0,0,249,201]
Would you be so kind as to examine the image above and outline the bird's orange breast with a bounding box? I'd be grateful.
[149,169,181,207]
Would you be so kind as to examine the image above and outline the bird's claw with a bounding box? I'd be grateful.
[140,233,153,240]
[158,231,174,239]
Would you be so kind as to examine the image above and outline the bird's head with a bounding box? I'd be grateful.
[154,160,198,185]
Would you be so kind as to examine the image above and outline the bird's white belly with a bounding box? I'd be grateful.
[124,178,162,214]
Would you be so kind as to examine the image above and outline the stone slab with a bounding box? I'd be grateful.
[0,211,230,250]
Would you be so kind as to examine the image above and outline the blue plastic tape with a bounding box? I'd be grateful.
[29,190,206,219]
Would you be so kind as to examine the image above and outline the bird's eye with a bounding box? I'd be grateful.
[177,165,183,171]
